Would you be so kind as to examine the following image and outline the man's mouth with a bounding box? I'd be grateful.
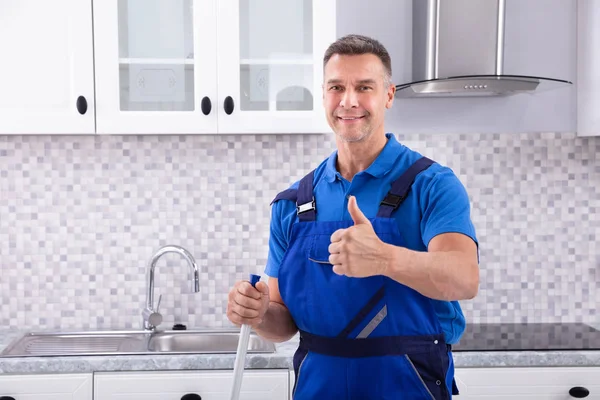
[337,116,365,121]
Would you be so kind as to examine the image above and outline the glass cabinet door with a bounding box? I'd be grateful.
[94,0,218,134]
[217,0,336,134]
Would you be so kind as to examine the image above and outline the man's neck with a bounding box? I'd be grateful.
[335,132,388,181]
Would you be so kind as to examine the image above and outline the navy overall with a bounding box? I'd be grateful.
[272,157,460,399]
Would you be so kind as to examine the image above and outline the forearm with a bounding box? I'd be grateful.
[254,301,298,343]
[383,244,479,301]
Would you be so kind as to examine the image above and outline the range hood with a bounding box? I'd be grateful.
[395,0,572,98]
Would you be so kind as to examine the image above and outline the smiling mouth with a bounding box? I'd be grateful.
[337,116,365,121]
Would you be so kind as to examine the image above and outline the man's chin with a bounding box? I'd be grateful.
[335,129,371,143]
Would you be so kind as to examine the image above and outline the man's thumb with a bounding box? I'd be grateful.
[348,196,370,225]
[255,281,270,297]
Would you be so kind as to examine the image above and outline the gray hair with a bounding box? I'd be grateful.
[323,34,393,86]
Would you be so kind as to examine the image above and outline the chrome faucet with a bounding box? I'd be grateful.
[142,245,201,331]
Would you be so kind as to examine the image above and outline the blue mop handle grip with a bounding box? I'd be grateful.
[249,274,261,288]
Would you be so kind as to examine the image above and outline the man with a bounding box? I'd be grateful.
[227,34,479,399]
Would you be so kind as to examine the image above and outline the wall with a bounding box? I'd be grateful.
[1,131,598,330]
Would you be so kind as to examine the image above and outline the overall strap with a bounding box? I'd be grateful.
[270,188,297,204]
[377,157,435,218]
[270,169,317,222]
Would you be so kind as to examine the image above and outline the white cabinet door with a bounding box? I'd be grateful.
[93,0,218,134]
[94,370,289,400]
[0,373,93,400]
[289,370,295,400]
[577,0,600,136]
[455,367,600,399]
[216,0,335,134]
[0,1,95,134]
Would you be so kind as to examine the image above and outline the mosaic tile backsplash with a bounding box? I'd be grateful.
[1,131,599,331]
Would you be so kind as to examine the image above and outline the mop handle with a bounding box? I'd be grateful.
[228,273,261,400]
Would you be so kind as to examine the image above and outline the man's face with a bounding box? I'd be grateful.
[323,53,395,143]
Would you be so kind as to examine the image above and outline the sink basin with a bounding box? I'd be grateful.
[147,331,275,353]
[0,329,276,357]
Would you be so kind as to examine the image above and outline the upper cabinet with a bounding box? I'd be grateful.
[0,0,95,134]
[93,0,335,135]
[577,0,600,137]
[0,0,335,135]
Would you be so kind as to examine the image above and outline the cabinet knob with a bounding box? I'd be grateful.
[0,396,17,400]
[224,96,234,115]
[201,97,212,115]
[569,386,590,398]
[180,394,201,400]
[76,96,88,115]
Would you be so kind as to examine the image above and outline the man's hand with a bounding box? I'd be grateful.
[328,196,391,277]
[226,280,270,328]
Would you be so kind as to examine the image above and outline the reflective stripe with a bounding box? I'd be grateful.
[292,352,308,398]
[356,305,387,338]
[308,257,330,264]
[405,354,435,400]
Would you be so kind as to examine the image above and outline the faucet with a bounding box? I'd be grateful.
[142,245,201,331]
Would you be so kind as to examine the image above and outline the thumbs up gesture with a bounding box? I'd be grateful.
[328,196,391,277]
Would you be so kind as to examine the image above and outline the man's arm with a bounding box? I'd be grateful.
[329,196,479,302]
[382,232,479,301]
[254,278,298,342]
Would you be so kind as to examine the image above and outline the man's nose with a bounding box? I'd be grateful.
[339,89,359,108]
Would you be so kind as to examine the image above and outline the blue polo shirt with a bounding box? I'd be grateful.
[265,133,478,344]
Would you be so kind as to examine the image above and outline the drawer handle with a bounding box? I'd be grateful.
[181,394,201,400]
[569,386,590,398]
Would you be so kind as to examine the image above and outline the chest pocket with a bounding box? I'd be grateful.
[307,231,396,265]
[307,234,334,265]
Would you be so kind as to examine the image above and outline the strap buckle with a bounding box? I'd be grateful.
[380,193,405,209]
[297,199,316,215]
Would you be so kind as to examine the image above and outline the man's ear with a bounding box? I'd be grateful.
[386,84,396,109]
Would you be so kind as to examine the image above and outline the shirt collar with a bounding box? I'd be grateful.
[324,133,403,182]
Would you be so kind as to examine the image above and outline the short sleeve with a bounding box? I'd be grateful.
[264,200,289,277]
[420,168,478,250]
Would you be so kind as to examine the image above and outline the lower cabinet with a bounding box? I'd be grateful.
[1,366,597,399]
[289,367,599,399]
[454,367,600,399]
[94,369,289,400]
[0,373,93,400]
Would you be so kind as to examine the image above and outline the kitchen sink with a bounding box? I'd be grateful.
[0,329,276,357]
[147,330,275,353]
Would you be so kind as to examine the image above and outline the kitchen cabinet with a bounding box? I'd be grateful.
[289,370,295,400]
[92,0,335,135]
[289,367,599,399]
[0,0,334,135]
[94,369,289,400]
[0,373,93,400]
[0,1,95,135]
[454,367,599,399]
[577,0,600,137]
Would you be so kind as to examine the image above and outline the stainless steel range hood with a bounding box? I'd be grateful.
[395,0,572,98]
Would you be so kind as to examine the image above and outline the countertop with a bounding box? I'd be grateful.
[0,330,599,375]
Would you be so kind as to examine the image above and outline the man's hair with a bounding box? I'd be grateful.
[323,34,392,85]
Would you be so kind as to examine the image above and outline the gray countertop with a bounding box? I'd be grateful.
[0,330,599,374]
